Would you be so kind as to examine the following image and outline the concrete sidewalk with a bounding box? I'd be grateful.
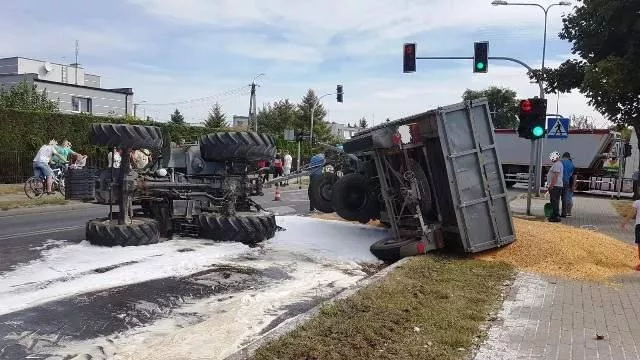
[474,195,640,360]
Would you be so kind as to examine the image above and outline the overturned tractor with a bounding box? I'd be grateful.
[86,123,280,247]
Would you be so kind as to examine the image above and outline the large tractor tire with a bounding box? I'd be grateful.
[90,123,163,149]
[199,132,276,162]
[309,172,338,213]
[198,211,277,246]
[331,173,379,223]
[86,218,161,247]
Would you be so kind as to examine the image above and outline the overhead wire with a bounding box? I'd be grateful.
[142,85,251,107]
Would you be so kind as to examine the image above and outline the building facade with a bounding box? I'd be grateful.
[329,122,361,140]
[232,115,249,130]
[0,57,133,116]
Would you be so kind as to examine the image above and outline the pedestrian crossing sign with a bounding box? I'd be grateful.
[546,117,569,139]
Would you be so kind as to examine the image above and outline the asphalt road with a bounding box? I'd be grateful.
[0,186,311,274]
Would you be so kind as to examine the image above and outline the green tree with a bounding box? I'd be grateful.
[569,115,596,130]
[358,117,368,129]
[528,0,639,152]
[462,86,519,129]
[204,102,228,129]
[170,108,185,124]
[0,81,59,112]
[255,99,299,137]
[297,89,332,143]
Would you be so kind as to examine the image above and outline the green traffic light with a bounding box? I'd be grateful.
[476,62,485,70]
[532,126,544,137]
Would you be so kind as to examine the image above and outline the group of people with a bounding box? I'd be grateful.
[545,151,576,222]
[257,151,293,186]
[32,139,86,195]
[107,148,152,169]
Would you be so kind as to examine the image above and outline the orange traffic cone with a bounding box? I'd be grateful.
[273,186,281,201]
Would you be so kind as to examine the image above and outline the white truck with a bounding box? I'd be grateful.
[494,125,636,195]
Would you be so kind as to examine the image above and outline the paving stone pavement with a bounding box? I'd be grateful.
[474,195,640,359]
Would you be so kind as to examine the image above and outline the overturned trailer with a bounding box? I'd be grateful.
[333,99,515,261]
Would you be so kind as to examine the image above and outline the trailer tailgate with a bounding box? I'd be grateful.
[437,101,516,253]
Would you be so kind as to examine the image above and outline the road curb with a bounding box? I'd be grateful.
[0,202,103,217]
[224,256,412,360]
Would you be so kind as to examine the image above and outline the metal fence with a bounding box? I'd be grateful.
[0,150,109,184]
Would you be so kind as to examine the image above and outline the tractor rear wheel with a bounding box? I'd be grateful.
[199,132,276,162]
[90,123,163,149]
[86,217,161,247]
[198,211,277,246]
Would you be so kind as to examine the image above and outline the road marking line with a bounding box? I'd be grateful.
[0,226,84,240]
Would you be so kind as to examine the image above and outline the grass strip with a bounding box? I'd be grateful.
[252,255,514,360]
[0,196,67,211]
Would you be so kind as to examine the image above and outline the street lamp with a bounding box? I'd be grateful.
[310,93,332,146]
[491,0,571,196]
[133,100,147,118]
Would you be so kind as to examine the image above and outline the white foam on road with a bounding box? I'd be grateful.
[1,215,388,358]
[0,239,250,315]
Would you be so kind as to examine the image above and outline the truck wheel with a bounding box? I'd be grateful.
[86,218,160,247]
[310,172,338,213]
[198,211,277,245]
[370,237,422,262]
[408,159,435,220]
[331,173,378,223]
[199,132,276,162]
[91,123,163,149]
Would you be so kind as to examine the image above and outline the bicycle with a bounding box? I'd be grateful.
[24,166,66,199]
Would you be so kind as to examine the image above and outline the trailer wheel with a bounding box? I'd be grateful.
[90,123,163,149]
[198,211,277,246]
[86,217,161,247]
[310,172,338,213]
[199,132,276,162]
[370,237,423,262]
[331,173,379,223]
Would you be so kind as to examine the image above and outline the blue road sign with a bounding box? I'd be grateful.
[547,117,570,139]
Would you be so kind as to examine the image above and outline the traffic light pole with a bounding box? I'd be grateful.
[415,55,544,215]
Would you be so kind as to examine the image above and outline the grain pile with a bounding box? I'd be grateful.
[309,212,384,227]
[475,217,638,282]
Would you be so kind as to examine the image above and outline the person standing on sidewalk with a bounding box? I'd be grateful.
[283,151,293,186]
[561,152,576,218]
[545,151,564,222]
[619,201,640,271]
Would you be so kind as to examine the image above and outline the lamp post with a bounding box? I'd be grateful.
[491,0,571,195]
[310,93,333,146]
[133,100,147,118]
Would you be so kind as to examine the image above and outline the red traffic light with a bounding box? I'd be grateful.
[405,45,413,55]
[520,99,532,112]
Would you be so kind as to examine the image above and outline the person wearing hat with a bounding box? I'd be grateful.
[560,152,576,217]
[545,151,564,222]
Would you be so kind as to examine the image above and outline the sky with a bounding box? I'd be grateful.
[0,0,610,127]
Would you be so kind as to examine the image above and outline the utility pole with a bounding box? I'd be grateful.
[74,40,79,85]
[248,73,264,131]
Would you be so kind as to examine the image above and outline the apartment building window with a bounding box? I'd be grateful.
[71,96,93,114]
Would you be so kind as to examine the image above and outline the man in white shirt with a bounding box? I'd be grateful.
[545,151,564,222]
[283,150,293,186]
[33,140,66,194]
[108,149,122,168]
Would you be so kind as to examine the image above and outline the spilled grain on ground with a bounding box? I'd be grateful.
[309,212,384,227]
[475,217,638,282]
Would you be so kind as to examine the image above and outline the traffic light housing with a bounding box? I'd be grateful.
[403,43,416,73]
[517,98,548,140]
[473,41,488,73]
[337,85,343,103]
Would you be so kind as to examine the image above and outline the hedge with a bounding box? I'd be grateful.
[0,109,318,183]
